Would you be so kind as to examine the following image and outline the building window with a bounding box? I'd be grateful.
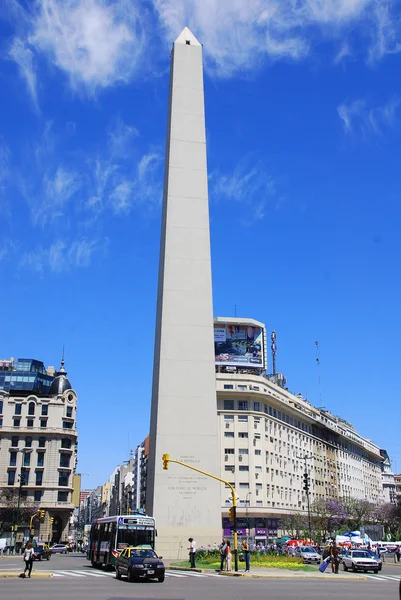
[23,453,31,467]
[61,439,71,449]
[38,437,46,448]
[238,415,248,422]
[37,452,45,467]
[25,437,32,448]
[62,420,73,429]
[66,406,73,418]
[28,402,35,416]
[34,491,42,502]
[238,432,248,438]
[224,466,235,472]
[238,385,247,391]
[238,449,249,455]
[225,432,234,438]
[255,449,261,455]
[27,419,34,428]
[8,470,16,485]
[40,419,47,428]
[13,419,20,427]
[224,415,234,422]
[224,385,234,390]
[239,465,249,471]
[238,401,248,411]
[15,404,22,415]
[35,471,43,486]
[9,452,17,466]
[224,448,235,454]
[224,400,234,410]
[253,402,260,411]
[60,454,70,468]
[11,436,19,447]
[239,483,249,488]
[0,418,2,427]
[0,400,2,413]
[41,405,48,416]
[57,491,68,502]
[58,472,69,487]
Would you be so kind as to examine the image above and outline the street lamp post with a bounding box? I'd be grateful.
[245,492,251,543]
[297,454,312,543]
[11,449,32,553]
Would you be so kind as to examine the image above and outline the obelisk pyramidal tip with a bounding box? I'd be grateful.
[174,26,201,46]
[146,27,221,558]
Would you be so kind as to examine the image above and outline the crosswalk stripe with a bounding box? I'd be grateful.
[74,570,107,577]
[366,575,398,582]
[375,575,400,581]
[51,573,65,577]
[166,572,188,578]
[53,570,85,577]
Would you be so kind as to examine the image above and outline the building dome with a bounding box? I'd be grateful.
[49,358,72,396]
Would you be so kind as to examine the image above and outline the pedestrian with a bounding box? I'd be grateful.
[187,537,196,568]
[241,539,251,572]
[23,542,34,578]
[219,538,227,571]
[396,547,400,563]
[330,542,339,574]
[225,540,232,571]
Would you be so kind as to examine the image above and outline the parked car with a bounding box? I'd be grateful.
[295,546,322,564]
[115,547,165,582]
[342,550,379,573]
[50,543,69,554]
[33,543,51,561]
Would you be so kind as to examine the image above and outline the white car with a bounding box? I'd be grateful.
[296,546,322,564]
[342,550,379,573]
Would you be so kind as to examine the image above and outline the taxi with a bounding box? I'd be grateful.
[33,543,51,561]
[115,546,165,582]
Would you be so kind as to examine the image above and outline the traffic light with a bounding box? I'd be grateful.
[162,454,170,470]
[20,468,27,486]
[39,510,45,519]
[49,517,54,526]
[229,506,236,522]
[303,473,310,493]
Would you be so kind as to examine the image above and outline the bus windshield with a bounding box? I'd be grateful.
[117,527,154,550]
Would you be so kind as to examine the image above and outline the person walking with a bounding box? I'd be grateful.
[219,538,227,571]
[188,538,196,568]
[242,539,251,572]
[396,546,400,563]
[225,540,232,571]
[23,542,34,578]
[330,542,339,574]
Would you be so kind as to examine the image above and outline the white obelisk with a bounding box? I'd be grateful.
[146,27,222,558]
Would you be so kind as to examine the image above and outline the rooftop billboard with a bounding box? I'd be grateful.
[214,322,265,370]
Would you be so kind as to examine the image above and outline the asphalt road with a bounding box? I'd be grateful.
[0,553,400,600]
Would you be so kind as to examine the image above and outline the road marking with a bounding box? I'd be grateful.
[74,570,107,577]
[166,572,188,578]
[366,575,399,582]
[53,570,86,577]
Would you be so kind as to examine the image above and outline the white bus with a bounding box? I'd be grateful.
[88,514,156,568]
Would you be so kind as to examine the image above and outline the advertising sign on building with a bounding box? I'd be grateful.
[214,322,265,370]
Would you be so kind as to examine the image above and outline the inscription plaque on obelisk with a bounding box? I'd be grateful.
[146,27,222,559]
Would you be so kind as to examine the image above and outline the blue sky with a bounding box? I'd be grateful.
[1,0,401,489]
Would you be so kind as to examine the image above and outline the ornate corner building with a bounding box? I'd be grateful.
[0,357,78,546]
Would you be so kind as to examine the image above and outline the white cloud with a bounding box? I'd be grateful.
[210,159,276,222]
[20,237,105,273]
[8,37,39,111]
[8,0,147,100]
[337,97,400,135]
[154,0,400,76]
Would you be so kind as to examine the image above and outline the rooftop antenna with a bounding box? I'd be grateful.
[315,340,322,404]
[271,331,277,375]
[234,304,237,317]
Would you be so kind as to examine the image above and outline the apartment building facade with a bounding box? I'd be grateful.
[0,357,78,544]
